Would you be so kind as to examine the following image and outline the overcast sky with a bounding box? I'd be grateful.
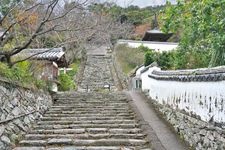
[98,0,177,8]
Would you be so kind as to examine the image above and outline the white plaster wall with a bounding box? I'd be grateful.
[117,40,178,52]
[135,66,145,76]
[148,77,225,123]
[140,67,161,91]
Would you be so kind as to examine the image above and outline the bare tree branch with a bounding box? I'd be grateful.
[0,2,21,25]
[0,0,132,66]
[9,0,60,57]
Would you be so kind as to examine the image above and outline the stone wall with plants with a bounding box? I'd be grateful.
[0,78,52,150]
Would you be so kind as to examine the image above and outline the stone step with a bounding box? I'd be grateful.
[13,55,151,149]
[50,106,130,109]
[29,129,85,134]
[19,138,148,146]
[48,107,130,110]
[24,133,147,140]
[54,93,125,96]
[54,92,125,95]
[14,147,45,150]
[29,128,143,135]
[40,116,135,121]
[43,113,134,117]
[45,110,133,114]
[57,100,124,102]
[54,102,129,105]
[54,100,128,103]
[53,101,129,104]
[15,86,150,148]
[33,123,139,129]
[55,98,127,101]
[46,110,132,116]
[55,95,127,99]
[14,146,152,150]
[56,98,125,100]
[37,120,137,125]
[48,108,131,112]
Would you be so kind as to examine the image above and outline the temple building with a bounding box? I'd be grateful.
[142,29,173,42]
[13,47,67,91]
[142,14,173,42]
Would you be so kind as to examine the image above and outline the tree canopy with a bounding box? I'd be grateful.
[89,2,164,26]
[161,0,225,67]
[0,0,132,66]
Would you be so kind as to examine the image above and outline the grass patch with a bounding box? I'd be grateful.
[115,44,145,75]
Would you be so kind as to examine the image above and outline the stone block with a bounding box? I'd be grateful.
[47,138,73,145]
[199,129,207,136]
[11,98,19,106]
[12,107,21,116]
[0,126,5,137]
[0,141,5,150]
[24,117,30,125]
[10,133,19,143]
[1,135,11,144]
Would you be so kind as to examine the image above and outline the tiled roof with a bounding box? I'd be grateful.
[17,47,65,61]
[142,29,173,42]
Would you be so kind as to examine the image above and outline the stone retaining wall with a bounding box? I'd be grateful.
[0,78,52,150]
[150,100,225,150]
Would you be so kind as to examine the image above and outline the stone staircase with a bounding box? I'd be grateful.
[79,55,117,91]
[14,92,151,150]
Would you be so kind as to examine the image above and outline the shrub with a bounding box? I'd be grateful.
[67,60,80,77]
[58,74,75,91]
[156,51,175,70]
[144,50,155,66]
[57,59,80,91]
[142,46,176,70]
[170,48,211,69]
[0,61,48,89]
[12,61,33,83]
[35,79,47,89]
[0,61,33,83]
[139,45,151,52]
[0,62,13,77]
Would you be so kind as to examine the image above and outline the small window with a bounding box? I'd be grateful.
[139,80,142,88]
[135,79,142,89]
[136,80,139,89]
